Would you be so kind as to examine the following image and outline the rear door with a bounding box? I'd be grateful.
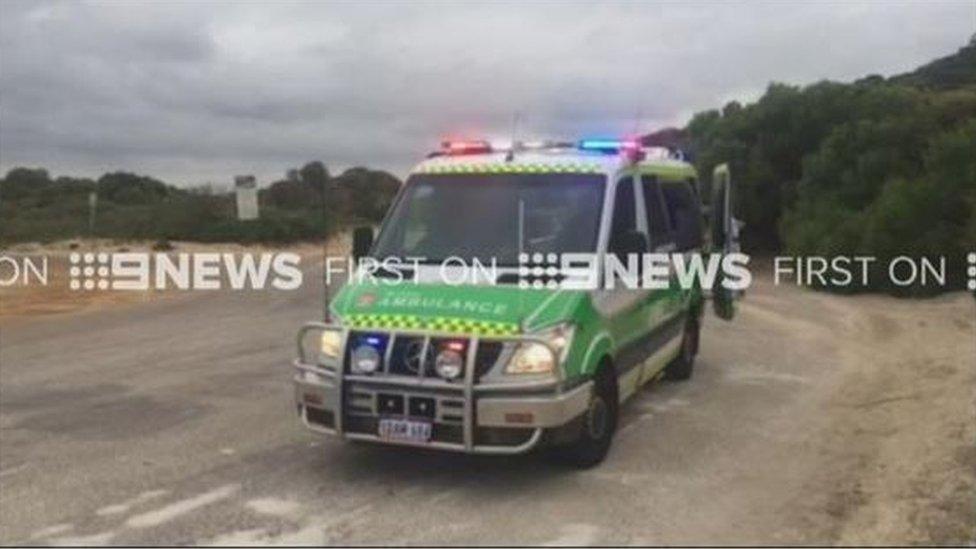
[711,164,739,320]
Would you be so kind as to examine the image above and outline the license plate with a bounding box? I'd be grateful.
[377,418,432,444]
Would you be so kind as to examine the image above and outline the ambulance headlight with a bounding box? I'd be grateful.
[351,344,381,374]
[507,343,555,374]
[505,323,574,375]
[319,329,342,360]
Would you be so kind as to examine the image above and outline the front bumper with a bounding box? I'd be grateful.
[292,322,592,454]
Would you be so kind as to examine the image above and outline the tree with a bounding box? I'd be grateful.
[97,172,172,204]
[1,167,51,200]
[299,161,329,194]
[332,168,400,222]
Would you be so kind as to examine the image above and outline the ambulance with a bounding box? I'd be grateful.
[292,139,739,467]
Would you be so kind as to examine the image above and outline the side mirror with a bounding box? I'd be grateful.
[352,226,374,261]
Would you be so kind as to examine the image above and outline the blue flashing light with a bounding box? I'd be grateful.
[355,333,388,351]
[578,138,640,153]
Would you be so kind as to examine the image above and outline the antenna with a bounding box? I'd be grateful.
[511,111,521,143]
[506,111,521,162]
[631,108,644,137]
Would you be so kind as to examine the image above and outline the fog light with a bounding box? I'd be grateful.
[319,330,342,360]
[351,344,381,374]
[434,349,464,379]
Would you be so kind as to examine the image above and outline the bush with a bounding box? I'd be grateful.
[685,47,976,295]
[781,120,976,294]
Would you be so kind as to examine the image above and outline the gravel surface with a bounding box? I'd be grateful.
[1,269,973,545]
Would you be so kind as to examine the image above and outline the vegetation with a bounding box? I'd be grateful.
[683,39,976,294]
[0,162,400,245]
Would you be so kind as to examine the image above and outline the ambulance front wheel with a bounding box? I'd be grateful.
[550,362,618,468]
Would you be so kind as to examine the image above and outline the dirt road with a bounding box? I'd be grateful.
[0,269,973,545]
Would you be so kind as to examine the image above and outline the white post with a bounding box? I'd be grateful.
[234,175,259,221]
[88,191,98,234]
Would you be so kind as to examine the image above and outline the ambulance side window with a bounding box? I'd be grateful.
[641,175,672,249]
[660,180,703,251]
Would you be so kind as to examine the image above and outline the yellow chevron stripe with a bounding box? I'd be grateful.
[346,313,519,336]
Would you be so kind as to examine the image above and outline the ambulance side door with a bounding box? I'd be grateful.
[598,175,647,337]
[592,175,652,399]
[635,173,686,383]
[638,174,679,324]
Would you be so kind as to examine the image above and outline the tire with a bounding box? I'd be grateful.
[550,364,618,468]
[664,317,699,381]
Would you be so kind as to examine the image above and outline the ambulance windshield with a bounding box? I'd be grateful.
[371,173,606,265]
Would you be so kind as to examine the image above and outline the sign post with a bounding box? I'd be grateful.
[234,176,259,221]
[88,191,98,235]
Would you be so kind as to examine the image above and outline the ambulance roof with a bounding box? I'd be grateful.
[410,142,697,181]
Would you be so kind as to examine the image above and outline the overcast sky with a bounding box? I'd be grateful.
[1,1,973,185]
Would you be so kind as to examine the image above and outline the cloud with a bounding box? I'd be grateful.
[1,0,972,184]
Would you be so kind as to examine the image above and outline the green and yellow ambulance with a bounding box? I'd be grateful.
[293,139,738,467]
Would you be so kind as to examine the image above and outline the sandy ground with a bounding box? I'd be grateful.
[0,264,973,545]
[738,276,975,544]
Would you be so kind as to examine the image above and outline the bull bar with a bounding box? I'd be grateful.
[292,322,592,454]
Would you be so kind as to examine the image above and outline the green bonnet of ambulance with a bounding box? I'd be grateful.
[330,281,603,379]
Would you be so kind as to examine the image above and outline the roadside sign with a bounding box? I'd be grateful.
[234,175,259,221]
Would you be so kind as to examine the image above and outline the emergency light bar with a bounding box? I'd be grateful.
[431,137,649,159]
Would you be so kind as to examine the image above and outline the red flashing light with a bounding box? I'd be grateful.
[442,340,466,352]
[441,140,492,155]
